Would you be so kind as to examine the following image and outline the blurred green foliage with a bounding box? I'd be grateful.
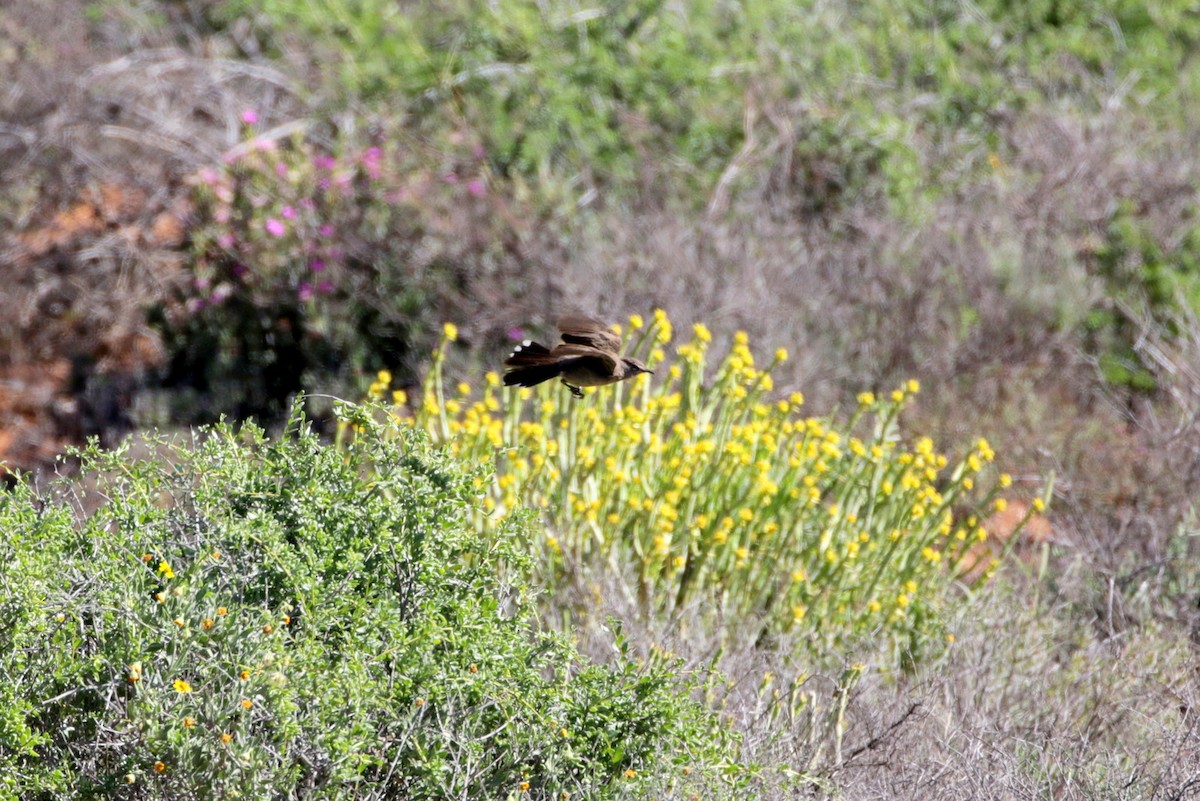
[0,408,741,799]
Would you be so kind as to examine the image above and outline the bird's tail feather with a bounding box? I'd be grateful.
[504,340,562,387]
[503,362,563,387]
[504,339,552,366]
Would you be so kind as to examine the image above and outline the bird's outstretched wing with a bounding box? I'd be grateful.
[556,315,622,354]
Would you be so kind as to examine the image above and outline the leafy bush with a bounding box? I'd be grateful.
[1084,199,1200,392]
[157,115,510,422]
[381,313,1032,665]
[0,406,738,799]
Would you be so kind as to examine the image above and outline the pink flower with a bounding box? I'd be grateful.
[318,224,334,238]
[362,147,383,179]
[309,258,326,273]
[297,282,314,302]
[240,109,259,125]
[281,205,296,219]
[232,263,249,278]
[507,327,525,341]
[198,167,221,186]
[474,144,486,160]
[443,173,459,184]
[466,178,486,198]
[313,155,335,170]
[300,197,316,210]
[317,280,334,294]
[217,232,236,249]
[265,218,286,237]
[275,162,288,178]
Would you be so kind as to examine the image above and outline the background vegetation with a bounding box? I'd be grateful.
[3,0,1200,797]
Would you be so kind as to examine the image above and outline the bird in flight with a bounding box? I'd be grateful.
[503,315,653,398]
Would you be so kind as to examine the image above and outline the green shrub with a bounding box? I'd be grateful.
[1085,199,1200,392]
[157,117,510,423]
[380,312,1034,666]
[0,406,739,799]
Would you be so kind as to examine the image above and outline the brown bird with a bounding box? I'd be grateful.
[503,315,653,398]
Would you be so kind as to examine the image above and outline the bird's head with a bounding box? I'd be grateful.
[622,357,653,377]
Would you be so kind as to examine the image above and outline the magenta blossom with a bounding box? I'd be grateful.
[318,224,334,238]
[240,109,258,125]
[275,162,288,178]
[317,280,334,294]
[507,327,525,341]
[309,258,326,273]
[313,155,336,170]
[466,178,486,198]
[298,282,314,302]
[265,218,286,237]
[217,232,236,249]
[300,197,316,210]
[443,173,459,184]
[281,205,297,219]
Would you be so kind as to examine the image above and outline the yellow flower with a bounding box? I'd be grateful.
[241,698,254,710]
[173,617,185,628]
[182,716,196,728]
[443,322,458,341]
[128,663,143,683]
[202,618,215,630]
[220,732,233,745]
[1033,497,1046,512]
[692,322,711,342]
[216,607,228,616]
[173,679,193,693]
[897,593,910,608]
[376,369,392,384]
[157,562,175,579]
[857,391,875,406]
[240,669,251,681]
[519,781,531,793]
[907,379,920,394]
[775,347,788,362]
[999,472,1013,488]
[153,761,166,773]
[994,498,1008,512]
[629,313,645,330]
[623,769,637,779]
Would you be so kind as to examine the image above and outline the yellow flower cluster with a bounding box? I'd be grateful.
[374,311,1020,655]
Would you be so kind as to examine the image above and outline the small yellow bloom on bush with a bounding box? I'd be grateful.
[217,607,228,616]
[173,617,185,628]
[220,732,233,745]
[1033,497,1046,512]
[128,663,142,683]
[519,781,531,793]
[153,761,166,773]
[241,699,254,710]
[202,618,215,630]
[624,769,637,779]
[182,716,196,728]
[994,498,1008,512]
[262,623,274,634]
[240,669,251,681]
[442,322,458,342]
[157,562,175,579]
[141,553,153,563]
[999,472,1013,488]
[629,313,645,330]
[414,697,425,707]
[173,679,193,693]
[775,347,788,362]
